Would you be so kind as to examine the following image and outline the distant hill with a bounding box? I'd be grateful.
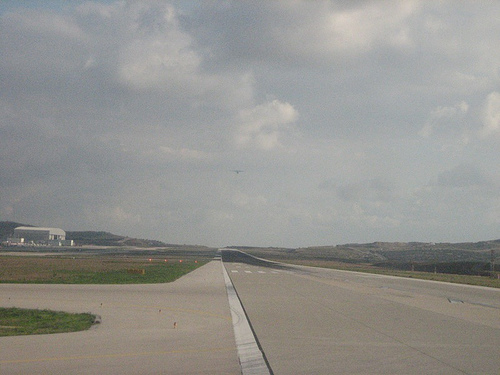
[0,222,168,247]
[66,231,169,247]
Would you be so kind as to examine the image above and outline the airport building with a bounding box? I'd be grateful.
[9,226,73,246]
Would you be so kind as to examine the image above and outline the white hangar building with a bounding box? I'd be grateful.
[12,227,73,246]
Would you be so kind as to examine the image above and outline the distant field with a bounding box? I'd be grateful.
[0,256,208,284]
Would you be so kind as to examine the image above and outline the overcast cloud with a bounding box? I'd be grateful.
[1,1,499,247]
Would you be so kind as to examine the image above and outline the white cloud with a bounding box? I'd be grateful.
[116,5,201,90]
[157,146,211,161]
[235,100,298,150]
[231,192,267,210]
[306,1,417,53]
[480,92,500,138]
[106,206,141,223]
[419,101,468,138]
[267,1,418,59]
[347,203,401,229]
[334,178,396,203]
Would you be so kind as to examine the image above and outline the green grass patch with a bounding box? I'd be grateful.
[0,257,208,284]
[0,307,95,336]
[56,263,205,284]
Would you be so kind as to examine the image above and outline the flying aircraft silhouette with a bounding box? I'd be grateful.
[232,170,244,174]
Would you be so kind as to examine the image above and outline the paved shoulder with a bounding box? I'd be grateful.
[0,261,240,375]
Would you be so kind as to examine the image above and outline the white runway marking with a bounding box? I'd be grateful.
[230,270,284,275]
[230,268,283,275]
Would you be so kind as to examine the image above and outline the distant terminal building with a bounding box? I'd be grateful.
[9,227,73,246]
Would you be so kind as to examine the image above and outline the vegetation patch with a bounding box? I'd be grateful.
[0,257,207,284]
[0,307,95,336]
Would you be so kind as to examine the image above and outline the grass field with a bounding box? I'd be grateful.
[0,307,96,336]
[0,256,208,284]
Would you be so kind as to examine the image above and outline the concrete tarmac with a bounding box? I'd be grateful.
[2,253,499,374]
[0,261,240,375]
[224,251,500,374]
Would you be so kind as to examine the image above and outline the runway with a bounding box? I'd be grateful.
[223,250,500,374]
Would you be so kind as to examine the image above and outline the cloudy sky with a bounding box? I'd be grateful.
[1,1,499,247]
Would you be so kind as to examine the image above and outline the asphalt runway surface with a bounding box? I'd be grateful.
[222,250,500,374]
[0,261,240,375]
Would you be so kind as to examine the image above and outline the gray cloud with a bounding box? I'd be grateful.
[334,178,396,203]
[436,164,493,188]
[1,1,500,246]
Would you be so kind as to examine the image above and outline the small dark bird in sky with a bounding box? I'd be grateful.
[232,170,244,174]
